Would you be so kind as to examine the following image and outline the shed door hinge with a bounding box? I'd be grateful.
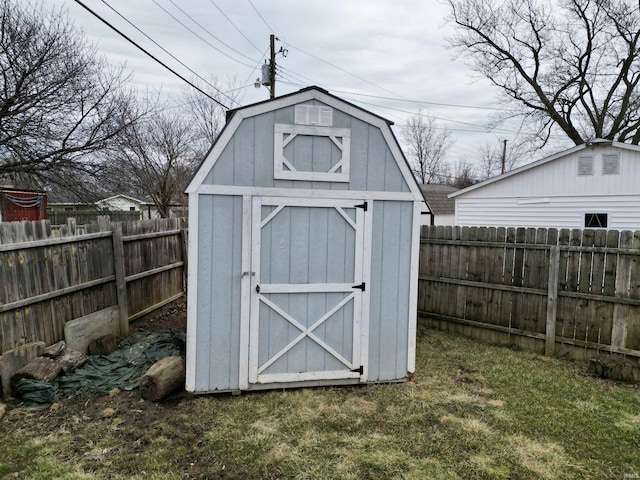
[351,365,364,374]
[352,282,366,291]
[354,202,368,211]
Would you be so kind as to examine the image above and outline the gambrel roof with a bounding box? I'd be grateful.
[186,86,425,203]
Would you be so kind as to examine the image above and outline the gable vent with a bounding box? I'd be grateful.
[602,154,620,174]
[578,156,594,176]
[295,105,333,126]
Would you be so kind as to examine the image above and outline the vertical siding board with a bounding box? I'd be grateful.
[394,202,412,378]
[368,202,384,380]
[378,202,401,380]
[253,111,275,188]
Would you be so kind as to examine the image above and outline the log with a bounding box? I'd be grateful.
[43,341,66,358]
[88,334,118,356]
[59,350,88,375]
[10,357,62,392]
[0,342,46,398]
[140,356,185,401]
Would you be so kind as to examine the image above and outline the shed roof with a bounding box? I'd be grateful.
[186,86,426,203]
[449,140,640,199]
[420,184,457,215]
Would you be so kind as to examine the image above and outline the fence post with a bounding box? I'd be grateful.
[111,222,129,337]
[180,226,189,295]
[612,231,633,348]
[545,245,560,356]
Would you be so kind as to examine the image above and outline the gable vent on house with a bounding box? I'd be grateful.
[602,154,620,175]
[578,156,594,176]
[295,105,333,126]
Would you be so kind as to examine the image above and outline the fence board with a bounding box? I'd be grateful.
[0,217,187,354]
[419,225,640,362]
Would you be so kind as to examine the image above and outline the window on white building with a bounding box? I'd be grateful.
[578,156,594,175]
[585,213,607,228]
[602,154,620,175]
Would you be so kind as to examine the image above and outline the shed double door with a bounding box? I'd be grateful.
[248,197,368,385]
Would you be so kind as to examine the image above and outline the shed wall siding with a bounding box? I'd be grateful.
[203,102,410,193]
[461,147,640,199]
[456,194,640,229]
[368,200,412,381]
[194,195,243,391]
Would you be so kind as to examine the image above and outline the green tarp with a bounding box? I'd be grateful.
[14,329,185,409]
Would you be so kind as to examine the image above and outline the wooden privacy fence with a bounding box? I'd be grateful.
[0,217,187,354]
[418,226,640,361]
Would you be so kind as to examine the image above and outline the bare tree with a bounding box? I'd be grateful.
[403,112,454,184]
[446,0,640,146]
[113,112,197,218]
[449,159,478,188]
[478,139,526,179]
[0,1,143,198]
[180,76,239,157]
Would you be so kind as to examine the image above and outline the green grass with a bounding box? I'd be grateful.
[1,325,639,479]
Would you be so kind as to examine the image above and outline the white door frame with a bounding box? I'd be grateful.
[241,196,371,386]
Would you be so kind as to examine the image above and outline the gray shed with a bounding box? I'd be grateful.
[185,86,426,393]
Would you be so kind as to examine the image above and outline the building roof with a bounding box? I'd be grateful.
[449,139,640,199]
[420,184,458,215]
[187,86,426,205]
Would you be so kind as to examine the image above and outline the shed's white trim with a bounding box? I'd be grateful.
[196,185,420,202]
[238,195,252,390]
[407,201,422,374]
[360,200,373,382]
[185,192,199,392]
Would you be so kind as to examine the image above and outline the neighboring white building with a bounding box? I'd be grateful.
[95,194,155,219]
[420,184,457,226]
[450,140,640,230]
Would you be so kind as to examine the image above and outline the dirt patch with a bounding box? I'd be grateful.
[0,297,229,479]
[130,297,187,332]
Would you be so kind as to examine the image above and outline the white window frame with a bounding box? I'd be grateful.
[274,123,351,182]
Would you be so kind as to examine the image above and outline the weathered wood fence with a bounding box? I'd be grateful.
[0,217,187,354]
[418,226,640,361]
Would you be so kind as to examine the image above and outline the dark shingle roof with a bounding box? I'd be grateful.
[420,184,458,215]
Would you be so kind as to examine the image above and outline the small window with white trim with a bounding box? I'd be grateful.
[585,213,607,228]
[602,154,620,174]
[578,156,594,175]
[274,123,351,182]
[295,105,333,126]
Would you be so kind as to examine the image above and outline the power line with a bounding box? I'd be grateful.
[165,0,259,64]
[326,89,518,112]
[286,42,413,102]
[99,0,239,107]
[73,0,230,109]
[247,0,275,33]
[208,0,263,55]
[151,0,257,69]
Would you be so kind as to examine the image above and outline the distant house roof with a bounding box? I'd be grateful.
[420,184,458,215]
[449,139,640,199]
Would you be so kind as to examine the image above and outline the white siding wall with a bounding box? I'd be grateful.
[455,145,640,229]
[456,195,640,229]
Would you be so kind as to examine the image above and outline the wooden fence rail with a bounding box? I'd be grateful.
[418,226,640,361]
[0,217,187,354]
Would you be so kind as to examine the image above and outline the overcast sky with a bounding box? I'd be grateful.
[56,0,567,170]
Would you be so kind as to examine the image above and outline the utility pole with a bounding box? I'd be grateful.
[500,139,507,174]
[269,34,276,99]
